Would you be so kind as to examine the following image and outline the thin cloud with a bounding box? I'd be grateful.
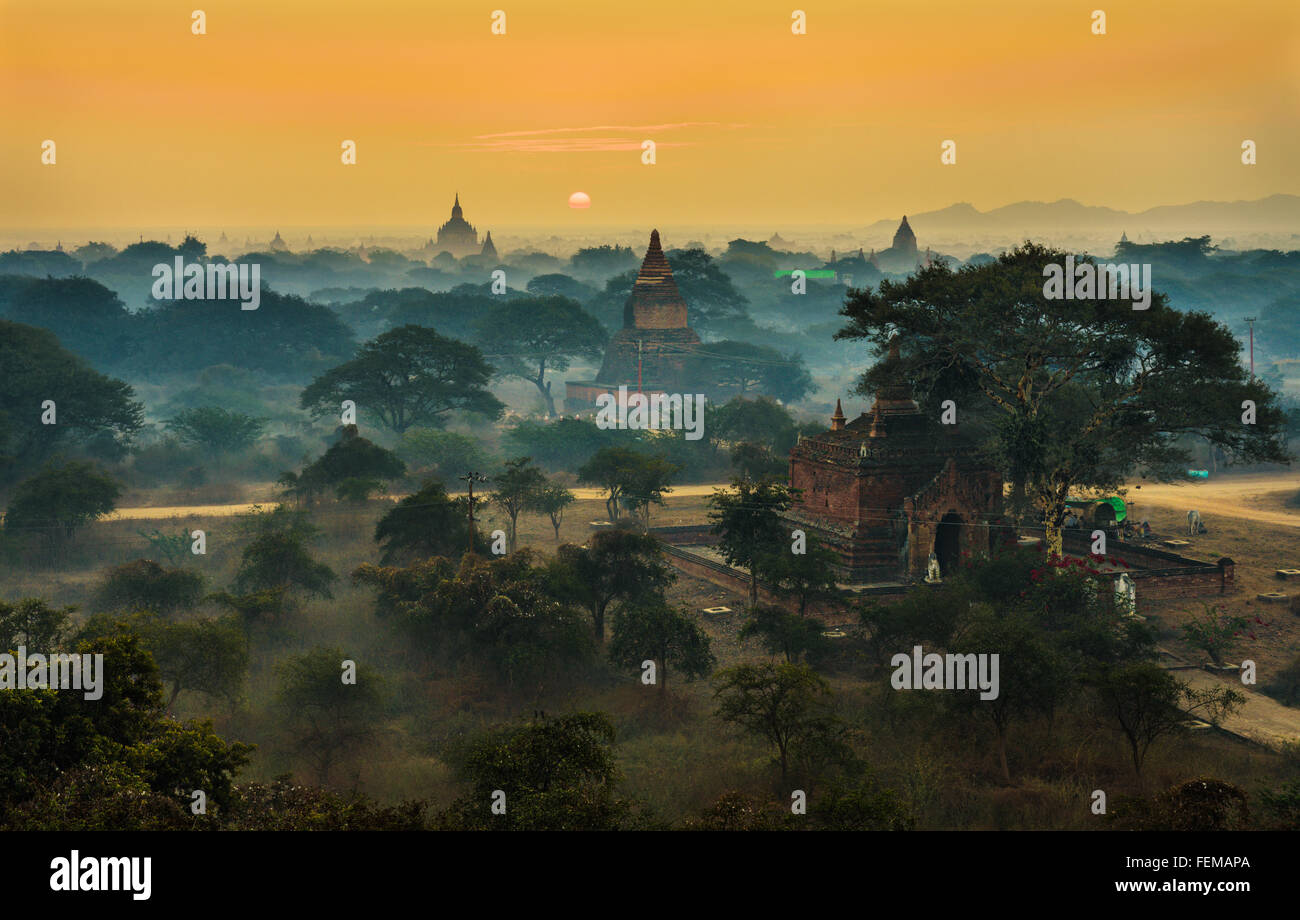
[421,121,749,153]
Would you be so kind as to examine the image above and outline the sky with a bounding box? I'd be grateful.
[2,0,1298,232]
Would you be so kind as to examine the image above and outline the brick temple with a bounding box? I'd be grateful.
[566,229,701,409]
[784,342,1008,583]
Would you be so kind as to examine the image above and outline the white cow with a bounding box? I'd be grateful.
[1187,509,1203,535]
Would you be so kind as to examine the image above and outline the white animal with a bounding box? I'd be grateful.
[1187,509,1202,535]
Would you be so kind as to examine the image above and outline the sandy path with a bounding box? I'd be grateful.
[105,484,730,521]
[1177,668,1300,749]
[1121,472,1299,530]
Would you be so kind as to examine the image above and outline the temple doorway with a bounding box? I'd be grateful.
[935,512,964,576]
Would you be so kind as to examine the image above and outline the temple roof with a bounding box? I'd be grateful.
[623,229,691,330]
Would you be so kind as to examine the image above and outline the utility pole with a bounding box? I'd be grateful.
[1245,316,1257,379]
[459,471,489,553]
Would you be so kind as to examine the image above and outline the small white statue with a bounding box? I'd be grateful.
[859,442,869,458]
[924,551,942,584]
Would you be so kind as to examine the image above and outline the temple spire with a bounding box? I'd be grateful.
[831,399,846,431]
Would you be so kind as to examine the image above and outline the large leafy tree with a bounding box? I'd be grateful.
[713,661,847,787]
[608,600,715,698]
[300,325,504,433]
[696,340,814,402]
[4,461,121,548]
[352,552,594,689]
[550,527,674,642]
[275,646,386,785]
[708,475,792,607]
[4,276,137,369]
[164,406,266,456]
[91,558,205,617]
[437,712,638,830]
[373,479,485,564]
[140,290,356,379]
[0,320,143,482]
[232,509,336,599]
[473,296,608,417]
[282,425,406,504]
[577,445,677,524]
[836,242,1291,556]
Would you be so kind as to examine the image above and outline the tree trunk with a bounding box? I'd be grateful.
[997,723,1011,783]
[166,681,182,714]
[749,570,759,608]
[534,366,557,418]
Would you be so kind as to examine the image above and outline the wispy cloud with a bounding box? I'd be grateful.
[427,122,748,153]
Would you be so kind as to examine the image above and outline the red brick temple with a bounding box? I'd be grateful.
[565,229,701,409]
[785,342,1007,583]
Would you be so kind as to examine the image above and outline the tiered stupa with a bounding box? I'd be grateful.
[565,229,701,409]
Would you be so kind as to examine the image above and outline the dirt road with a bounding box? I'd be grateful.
[106,475,1299,524]
[105,484,730,521]
[1121,472,1299,530]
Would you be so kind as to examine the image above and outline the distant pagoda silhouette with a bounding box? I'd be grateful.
[435,193,482,257]
[565,229,701,410]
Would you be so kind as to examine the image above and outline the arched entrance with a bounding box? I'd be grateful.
[934,512,963,576]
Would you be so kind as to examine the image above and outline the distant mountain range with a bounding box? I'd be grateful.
[855,195,1300,250]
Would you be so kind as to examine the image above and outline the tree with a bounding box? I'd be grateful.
[1180,604,1249,667]
[233,509,336,599]
[473,297,608,417]
[947,609,1064,783]
[300,325,504,434]
[607,600,715,698]
[139,290,356,379]
[761,534,842,618]
[4,461,121,550]
[437,712,637,830]
[91,559,205,617]
[275,646,385,785]
[836,243,1291,556]
[530,483,575,541]
[0,630,252,825]
[697,340,814,402]
[1095,661,1243,782]
[397,428,491,477]
[505,416,623,471]
[525,273,598,302]
[0,321,143,482]
[0,598,71,650]
[80,612,247,712]
[352,552,595,689]
[164,406,266,456]
[373,479,485,564]
[491,457,548,552]
[287,425,406,504]
[713,661,843,786]
[550,527,674,642]
[4,276,137,369]
[577,445,678,525]
[708,476,791,607]
[740,605,831,664]
[618,453,680,527]
[730,442,787,480]
[711,395,800,452]
[577,445,640,521]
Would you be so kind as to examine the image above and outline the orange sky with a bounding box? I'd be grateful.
[2,0,1297,231]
